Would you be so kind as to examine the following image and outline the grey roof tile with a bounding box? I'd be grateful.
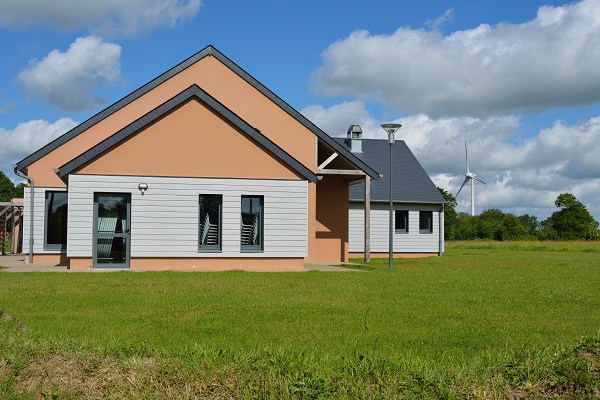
[334,138,445,204]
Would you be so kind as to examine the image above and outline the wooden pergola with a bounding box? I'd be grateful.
[316,146,373,263]
[0,199,23,255]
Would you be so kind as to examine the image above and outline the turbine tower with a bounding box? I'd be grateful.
[456,141,486,216]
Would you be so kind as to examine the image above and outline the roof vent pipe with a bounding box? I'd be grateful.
[346,124,363,153]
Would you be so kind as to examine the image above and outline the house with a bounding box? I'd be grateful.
[14,45,381,270]
[335,126,446,258]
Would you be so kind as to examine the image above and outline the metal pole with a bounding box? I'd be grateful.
[14,165,34,264]
[389,142,393,270]
[381,124,401,271]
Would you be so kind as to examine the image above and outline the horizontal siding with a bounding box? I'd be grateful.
[349,203,444,253]
[22,187,67,254]
[67,175,308,258]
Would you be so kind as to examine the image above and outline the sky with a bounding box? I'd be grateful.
[1,0,600,221]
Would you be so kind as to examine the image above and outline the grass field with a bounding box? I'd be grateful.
[1,241,599,398]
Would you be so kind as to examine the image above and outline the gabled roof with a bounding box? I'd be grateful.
[56,84,317,182]
[17,45,379,180]
[334,138,446,204]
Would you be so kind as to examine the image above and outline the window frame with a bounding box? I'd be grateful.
[198,194,223,252]
[419,211,433,234]
[44,190,68,251]
[394,210,409,234]
[240,195,264,252]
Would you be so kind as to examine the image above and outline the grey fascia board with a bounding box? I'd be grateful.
[17,44,373,180]
[58,85,316,183]
[208,49,380,179]
[17,46,214,172]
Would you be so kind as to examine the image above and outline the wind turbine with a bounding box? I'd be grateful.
[456,141,486,216]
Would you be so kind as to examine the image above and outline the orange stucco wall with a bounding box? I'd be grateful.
[311,175,349,262]
[78,98,301,180]
[32,253,69,265]
[69,257,305,271]
[26,55,316,187]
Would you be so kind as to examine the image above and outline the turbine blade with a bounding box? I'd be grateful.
[456,176,470,196]
[465,141,470,173]
[471,173,486,184]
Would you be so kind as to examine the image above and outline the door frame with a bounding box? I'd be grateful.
[92,192,131,268]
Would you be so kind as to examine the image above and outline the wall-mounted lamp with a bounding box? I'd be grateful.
[138,183,149,195]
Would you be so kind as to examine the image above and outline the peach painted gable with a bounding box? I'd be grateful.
[26,51,316,187]
[76,98,302,180]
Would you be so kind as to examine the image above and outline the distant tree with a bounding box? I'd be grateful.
[438,187,458,240]
[544,193,598,240]
[455,212,478,240]
[477,209,506,240]
[518,214,539,236]
[0,171,20,202]
[496,213,531,241]
[14,182,25,198]
[537,219,560,241]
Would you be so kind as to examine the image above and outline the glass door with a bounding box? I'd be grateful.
[93,193,131,268]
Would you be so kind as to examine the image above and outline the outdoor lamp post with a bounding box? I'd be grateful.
[381,123,402,270]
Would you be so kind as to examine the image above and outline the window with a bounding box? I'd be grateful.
[45,191,68,250]
[199,194,222,251]
[241,195,263,251]
[395,210,409,234]
[419,211,433,234]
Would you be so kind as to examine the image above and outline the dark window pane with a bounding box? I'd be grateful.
[241,195,263,249]
[97,195,128,233]
[199,194,221,249]
[395,210,408,233]
[45,191,68,248]
[419,211,433,234]
[96,237,126,264]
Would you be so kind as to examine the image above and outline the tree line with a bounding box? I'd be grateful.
[0,171,25,203]
[439,188,599,241]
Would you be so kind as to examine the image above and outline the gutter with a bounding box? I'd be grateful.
[13,165,33,264]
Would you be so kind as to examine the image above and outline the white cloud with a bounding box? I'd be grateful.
[17,36,121,112]
[0,0,201,37]
[302,101,372,136]
[0,118,78,179]
[312,0,600,117]
[304,101,600,220]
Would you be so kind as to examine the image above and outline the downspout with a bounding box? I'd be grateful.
[438,204,444,256]
[14,164,33,264]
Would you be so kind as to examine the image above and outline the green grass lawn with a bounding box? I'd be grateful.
[1,241,599,398]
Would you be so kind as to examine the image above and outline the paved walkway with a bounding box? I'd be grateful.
[0,254,361,272]
[0,254,69,272]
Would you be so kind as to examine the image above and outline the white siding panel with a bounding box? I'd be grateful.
[349,202,443,253]
[67,175,308,258]
[22,187,67,255]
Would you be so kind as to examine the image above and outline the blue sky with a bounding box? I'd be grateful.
[1,0,600,221]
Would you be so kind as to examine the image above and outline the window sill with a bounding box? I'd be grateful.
[240,248,264,253]
[198,249,222,253]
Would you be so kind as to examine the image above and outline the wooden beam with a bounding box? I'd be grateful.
[317,152,338,170]
[316,169,366,176]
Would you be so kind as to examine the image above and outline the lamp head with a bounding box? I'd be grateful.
[381,123,402,145]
